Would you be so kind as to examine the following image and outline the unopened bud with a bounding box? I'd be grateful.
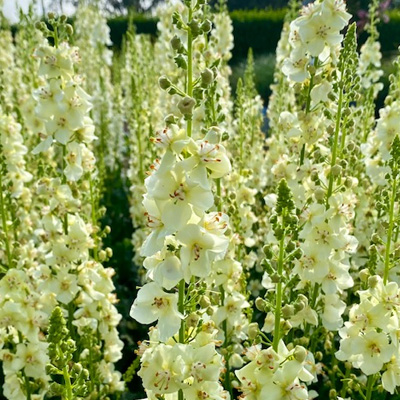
[171,35,182,51]
[186,313,200,328]
[199,295,211,308]
[188,19,201,36]
[201,68,214,86]
[281,304,294,319]
[315,351,323,361]
[359,268,370,283]
[230,353,244,368]
[248,322,259,340]
[368,275,380,288]
[47,12,55,19]
[329,389,337,399]
[262,245,273,259]
[164,114,178,124]
[314,187,325,202]
[293,345,307,362]
[65,24,73,36]
[294,301,305,312]
[270,273,280,283]
[331,164,342,177]
[159,76,172,90]
[280,320,292,334]
[255,297,266,312]
[201,19,212,33]
[178,96,196,115]
[99,250,107,261]
[60,14,67,22]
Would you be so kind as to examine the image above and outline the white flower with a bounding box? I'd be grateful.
[176,224,228,279]
[130,282,183,341]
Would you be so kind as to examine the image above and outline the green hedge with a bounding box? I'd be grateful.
[106,9,286,58]
[108,9,400,60]
[108,15,158,48]
[379,10,400,53]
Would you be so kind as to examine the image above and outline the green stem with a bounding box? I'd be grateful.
[340,365,351,397]
[299,62,316,166]
[18,332,32,400]
[186,6,193,139]
[384,176,396,284]
[178,278,185,400]
[365,374,375,400]
[61,145,68,235]
[178,279,185,343]
[177,7,194,399]
[89,175,99,262]
[216,178,222,212]
[220,286,233,397]
[58,346,73,400]
[273,231,285,351]
[239,107,244,171]
[53,25,59,48]
[0,170,12,268]
[326,63,345,208]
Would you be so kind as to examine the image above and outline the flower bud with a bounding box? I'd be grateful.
[293,345,307,363]
[281,304,294,318]
[280,320,292,334]
[270,273,280,283]
[329,389,337,399]
[310,170,319,182]
[186,313,200,328]
[221,131,229,141]
[178,96,196,115]
[314,187,325,202]
[199,295,211,308]
[47,12,55,19]
[230,353,244,368]
[60,14,67,22]
[171,35,182,51]
[324,337,332,351]
[159,76,172,90]
[298,336,310,347]
[175,54,187,69]
[315,351,323,361]
[371,232,380,244]
[255,297,266,312]
[65,24,74,36]
[164,114,178,124]
[331,164,342,177]
[262,245,273,259]
[248,322,259,340]
[201,19,212,33]
[99,250,107,261]
[286,241,295,253]
[359,268,370,282]
[188,19,201,36]
[368,275,380,288]
[201,68,214,86]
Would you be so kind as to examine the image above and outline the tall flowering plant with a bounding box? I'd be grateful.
[0,15,124,399]
[129,1,250,399]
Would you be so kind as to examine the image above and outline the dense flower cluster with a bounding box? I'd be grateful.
[3,0,400,399]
